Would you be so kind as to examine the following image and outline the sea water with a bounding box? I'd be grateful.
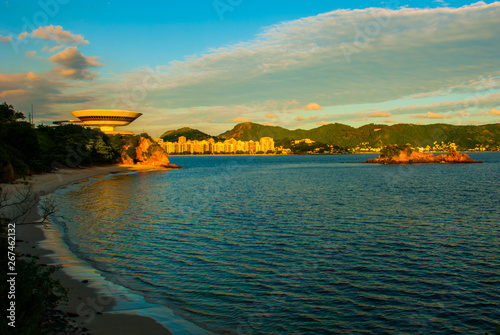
[48,153,500,334]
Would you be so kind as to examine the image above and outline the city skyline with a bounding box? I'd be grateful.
[1,1,500,136]
[157,136,276,155]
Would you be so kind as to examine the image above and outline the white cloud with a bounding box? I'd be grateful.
[413,112,454,119]
[26,51,36,58]
[116,2,500,111]
[379,91,500,117]
[266,113,278,118]
[232,117,249,123]
[30,25,88,47]
[0,72,95,118]
[433,0,449,6]
[304,102,322,111]
[369,112,391,117]
[48,47,102,80]
[48,45,65,53]
[316,121,330,125]
[478,109,500,115]
[296,115,306,121]
[0,35,12,42]
[4,4,500,131]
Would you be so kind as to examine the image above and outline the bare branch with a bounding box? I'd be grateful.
[0,183,52,224]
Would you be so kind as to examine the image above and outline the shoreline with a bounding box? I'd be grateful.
[5,165,190,335]
[167,151,498,158]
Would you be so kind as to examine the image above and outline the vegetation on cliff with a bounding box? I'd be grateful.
[114,133,171,166]
[379,144,413,158]
[0,102,172,183]
[160,127,213,142]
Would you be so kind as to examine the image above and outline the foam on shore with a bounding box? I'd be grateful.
[34,169,210,334]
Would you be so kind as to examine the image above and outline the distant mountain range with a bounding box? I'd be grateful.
[161,122,500,150]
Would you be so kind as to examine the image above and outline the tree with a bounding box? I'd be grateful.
[0,102,25,123]
[0,104,38,181]
[379,144,412,158]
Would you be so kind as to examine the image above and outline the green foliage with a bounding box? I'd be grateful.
[214,122,500,150]
[161,127,213,142]
[126,145,137,161]
[379,144,412,158]
[221,122,303,142]
[0,259,66,334]
[0,102,25,123]
[0,107,40,181]
[107,134,128,153]
[94,136,115,160]
[146,142,158,159]
[109,134,157,161]
[35,125,120,168]
[0,215,67,334]
[485,324,500,335]
[0,102,130,182]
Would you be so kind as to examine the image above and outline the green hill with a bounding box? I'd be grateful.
[215,122,500,150]
[160,127,213,142]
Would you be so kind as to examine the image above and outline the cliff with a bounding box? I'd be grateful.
[120,136,181,168]
[363,145,482,164]
[0,101,184,183]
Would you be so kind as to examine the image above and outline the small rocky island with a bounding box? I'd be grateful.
[363,145,483,164]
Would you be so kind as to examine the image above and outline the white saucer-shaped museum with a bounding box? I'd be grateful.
[71,109,142,135]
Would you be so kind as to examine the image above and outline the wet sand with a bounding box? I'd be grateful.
[4,165,174,335]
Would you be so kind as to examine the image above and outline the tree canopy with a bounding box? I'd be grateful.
[0,102,25,123]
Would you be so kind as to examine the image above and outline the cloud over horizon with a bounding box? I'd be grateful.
[413,112,455,119]
[232,117,249,123]
[304,103,323,111]
[369,112,392,118]
[114,1,500,113]
[29,25,88,46]
[0,72,95,118]
[1,3,500,133]
[49,46,102,80]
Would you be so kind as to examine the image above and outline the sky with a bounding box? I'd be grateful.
[1,0,499,136]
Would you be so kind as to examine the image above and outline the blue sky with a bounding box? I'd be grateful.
[1,0,499,135]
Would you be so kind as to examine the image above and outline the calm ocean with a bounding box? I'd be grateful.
[49,153,500,334]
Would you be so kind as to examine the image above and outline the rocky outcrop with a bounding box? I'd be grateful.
[120,136,182,168]
[363,146,482,164]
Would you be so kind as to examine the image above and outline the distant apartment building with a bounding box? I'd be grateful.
[156,136,275,155]
[294,138,315,144]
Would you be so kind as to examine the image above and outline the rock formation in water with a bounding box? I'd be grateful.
[120,136,182,168]
[363,145,482,164]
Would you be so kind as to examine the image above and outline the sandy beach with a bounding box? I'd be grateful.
[3,165,174,335]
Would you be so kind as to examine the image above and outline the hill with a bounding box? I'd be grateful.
[0,102,174,182]
[216,122,500,150]
[160,127,213,142]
